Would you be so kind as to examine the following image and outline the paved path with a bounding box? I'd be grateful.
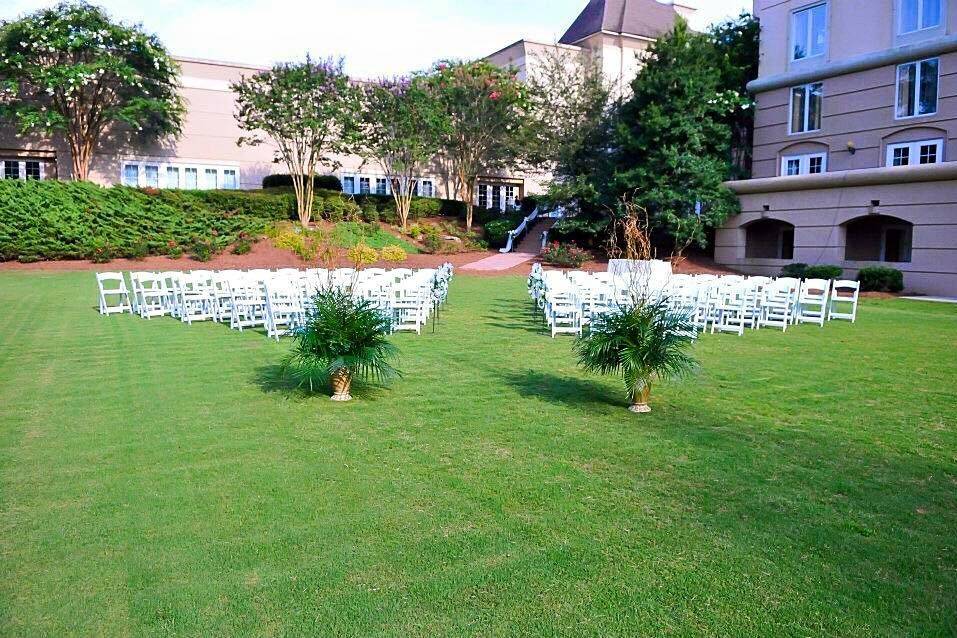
[460,218,559,272]
[901,296,957,304]
[460,251,537,272]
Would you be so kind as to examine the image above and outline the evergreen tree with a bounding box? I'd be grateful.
[608,19,749,249]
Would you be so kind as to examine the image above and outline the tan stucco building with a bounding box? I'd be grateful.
[0,0,689,212]
[717,0,957,296]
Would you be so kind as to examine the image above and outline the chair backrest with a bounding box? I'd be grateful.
[96,272,128,302]
[801,279,831,299]
[832,280,860,298]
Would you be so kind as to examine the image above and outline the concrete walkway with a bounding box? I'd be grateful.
[460,251,537,272]
[461,218,558,272]
[901,296,957,304]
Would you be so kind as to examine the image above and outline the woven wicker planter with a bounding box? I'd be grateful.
[629,386,651,414]
[330,369,353,402]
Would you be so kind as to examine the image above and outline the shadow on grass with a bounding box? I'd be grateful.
[252,364,388,402]
[482,298,547,334]
[501,369,628,410]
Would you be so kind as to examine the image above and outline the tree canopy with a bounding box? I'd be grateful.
[427,60,532,229]
[0,1,185,181]
[232,56,360,227]
[359,76,448,230]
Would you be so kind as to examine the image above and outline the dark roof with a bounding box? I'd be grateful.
[559,0,680,45]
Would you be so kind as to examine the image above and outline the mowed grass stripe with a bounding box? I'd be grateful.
[0,271,954,637]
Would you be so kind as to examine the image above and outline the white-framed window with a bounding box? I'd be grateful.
[144,165,160,188]
[358,177,370,194]
[900,0,942,33]
[342,176,355,194]
[166,166,180,188]
[419,179,434,198]
[122,163,139,186]
[505,185,517,208]
[375,177,388,195]
[896,58,939,118]
[789,82,824,134]
[491,185,502,210]
[3,159,46,180]
[24,161,41,180]
[781,152,827,176]
[477,185,488,209]
[792,3,827,61]
[886,138,944,166]
[121,162,238,190]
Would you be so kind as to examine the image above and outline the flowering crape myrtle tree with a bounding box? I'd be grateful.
[0,2,184,181]
[428,60,531,230]
[232,57,359,227]
[359,76,447,231]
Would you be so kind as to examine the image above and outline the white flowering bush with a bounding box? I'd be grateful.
[0,3,184,180]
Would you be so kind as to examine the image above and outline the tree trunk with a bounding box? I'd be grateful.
[69,138,93,181]
[463,181,475,231]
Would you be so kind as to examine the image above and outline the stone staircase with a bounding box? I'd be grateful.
[515,217,559,255]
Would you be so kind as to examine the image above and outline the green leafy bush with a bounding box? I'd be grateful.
[484,219,515,248]
[541,242,589,268]
[190,239,216,262]
[779,263,809,278]
[780,263,842,280]
[0,180,290,262]
[857,266,904,292]
[262,174,342,191]
[804,265,843,280]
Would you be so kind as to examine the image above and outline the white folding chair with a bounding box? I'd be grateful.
[828,280,860,323]
[96,272,132,316]
[797,279,831,327]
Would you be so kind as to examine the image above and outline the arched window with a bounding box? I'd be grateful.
[746,219,795,259]
[844,215,913,263]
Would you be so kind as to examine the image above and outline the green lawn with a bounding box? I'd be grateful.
[331,221,420,253]
[1,272,955,637]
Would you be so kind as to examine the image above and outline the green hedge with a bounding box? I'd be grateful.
[0,180,474,262]
[0,180,293,262]
[262,173,342,191]
[857,266,904,292]
[780,263,844,280]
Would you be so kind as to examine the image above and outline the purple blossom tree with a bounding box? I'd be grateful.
[358,76,447,231]
[232,56,360,227]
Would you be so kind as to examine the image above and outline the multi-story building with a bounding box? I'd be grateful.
[0,0,688,212]
[717,0,957,295]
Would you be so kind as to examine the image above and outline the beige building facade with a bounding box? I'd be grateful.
[717,0,957,296]
[0,0,690,213]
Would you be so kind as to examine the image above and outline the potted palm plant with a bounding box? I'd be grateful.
[574,298,697,413]
[282,290,399,401]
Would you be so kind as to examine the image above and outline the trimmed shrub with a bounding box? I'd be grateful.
[804,265,844,280]
[780,263,809,279]
[262,173,342,191]
[780,263,843,280]
[380,244,408,262]
[0,180,290,262]
[347,242,378,267]
[857,266,904,292]
[484,219,514,249]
